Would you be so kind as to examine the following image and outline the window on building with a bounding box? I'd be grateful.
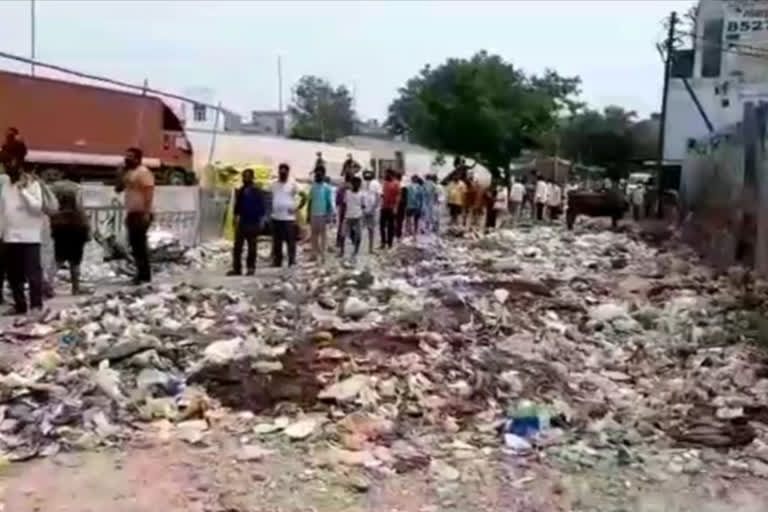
[193,103,207,122]
[701,18,724,78]
[671,49,694,78]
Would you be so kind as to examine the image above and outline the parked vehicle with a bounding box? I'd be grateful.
[0,70,195,185]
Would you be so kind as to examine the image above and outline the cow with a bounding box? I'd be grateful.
[566,190,629,230]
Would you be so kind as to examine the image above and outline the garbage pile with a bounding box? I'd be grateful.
[77,230,231,283]
[4,224,768,482]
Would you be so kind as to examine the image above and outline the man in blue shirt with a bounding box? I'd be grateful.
[307,165,334,264]
[228,168,266,275]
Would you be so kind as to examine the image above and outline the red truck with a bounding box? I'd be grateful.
[0,69,195,184]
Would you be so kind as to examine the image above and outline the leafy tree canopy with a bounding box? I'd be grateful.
[289,75,356,142]
[557,106,656,181]
[386,51,581,181]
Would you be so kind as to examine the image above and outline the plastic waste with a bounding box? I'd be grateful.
[505,400,550,438]
[503,433,533,454]
[59,330,80,347]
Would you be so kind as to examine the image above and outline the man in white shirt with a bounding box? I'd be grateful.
[1,156,44,314]
[509,178,525,223]
[342,176,366,263]
[534,176,549,221]
[361,170,381,253]
[546,180,563,221]
[270,163,305,267]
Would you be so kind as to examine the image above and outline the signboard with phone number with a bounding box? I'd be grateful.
[726,20,768,33]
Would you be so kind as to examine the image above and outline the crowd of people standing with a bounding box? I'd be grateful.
[227,154,574,274]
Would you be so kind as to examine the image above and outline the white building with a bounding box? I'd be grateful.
[666,0,768,165]
[175,87,243,133]
[241,110,291,136]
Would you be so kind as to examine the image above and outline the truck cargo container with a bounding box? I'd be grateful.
[0,70,195,184]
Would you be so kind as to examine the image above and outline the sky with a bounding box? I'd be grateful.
[0,0,694,121]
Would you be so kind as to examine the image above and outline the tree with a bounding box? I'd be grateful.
[289,75,356,142]
[386,51,580,181]
[558,106,639,181]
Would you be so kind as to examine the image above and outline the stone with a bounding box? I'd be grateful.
[343,297,370,319]
[252,361,283,373]
[177,420,208,444]
[320,447,377,467]
[589,303,628,323]
[202,338,242,364]
[430,459,460,481]
[493,289,510,304]
[253,423,283,435]
[236,444,274,462]
[750,459,768,478]
[318,375,370,402]
[313,331,334,343]
[284,418,319,440]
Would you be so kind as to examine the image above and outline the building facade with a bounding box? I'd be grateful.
[665,0,768,164]
[241,110,290,136]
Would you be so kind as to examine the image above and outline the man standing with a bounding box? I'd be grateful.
[116,147,154,284]
[534,175,548,221]
[50,171,89,295]
[446,176,466,226]
[509,178,525,224]
[395,172,408,240]
[2,155,44,314]
[405,175,424,236]
[631,183,645,221]
[421,174,438,235]
[361,170,381,253]
[335,175,350,253]
[547,180,563,221]
[228,168,266,275]
[307,166,333,263]
[270,163,304,268]
[341,153,357,180]
[342,176,365,263]
[379,169,399,249]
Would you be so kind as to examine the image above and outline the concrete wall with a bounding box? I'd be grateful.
[188,131,371,185]
[680,101,768,273]
[680,124,745,268]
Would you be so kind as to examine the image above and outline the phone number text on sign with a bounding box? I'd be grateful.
[727,19,768,32]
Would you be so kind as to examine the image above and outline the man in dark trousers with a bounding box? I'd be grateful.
[379,169,399,249]
[115,147,154,284]
[0,127,27,304]
[270,163,305,267]
[228,168,266,275]
[1,153,45,315]
[50,172,90,295]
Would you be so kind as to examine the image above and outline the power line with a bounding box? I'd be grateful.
[655,10,677,218]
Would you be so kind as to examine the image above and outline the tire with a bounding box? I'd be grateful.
[166,168,187,186]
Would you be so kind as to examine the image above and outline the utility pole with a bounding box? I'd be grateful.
[277,56,284,135]
[655,10,678,217]
[30,0,36,76]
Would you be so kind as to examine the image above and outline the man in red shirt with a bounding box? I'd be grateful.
[379,169,400,249]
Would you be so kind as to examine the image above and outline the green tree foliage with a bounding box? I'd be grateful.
[386,51,580,181]
[558,106,657,181]
[289,75,356,142]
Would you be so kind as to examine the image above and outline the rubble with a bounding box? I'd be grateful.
[4,221,768,491]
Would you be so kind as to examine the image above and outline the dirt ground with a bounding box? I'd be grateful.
[3,439,768,512]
